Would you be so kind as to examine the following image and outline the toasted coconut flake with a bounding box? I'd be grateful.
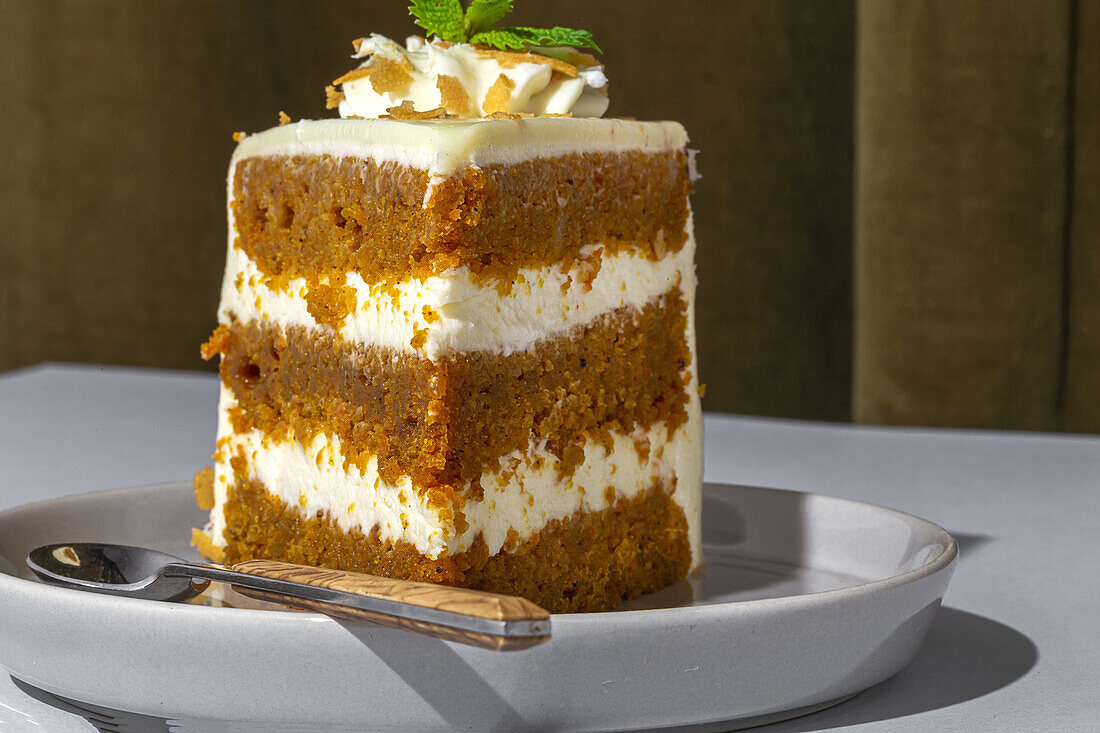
[436,74,470,116]
[382,100,451,120]
[487,111,533,120]
[475,48,578,77]
[542,113,573,118]
[369,56,414,95]
[232,131,246,142]
[278,110,291,126]
[350,37,368,54]
[325,84,344,110]
[332,66,374,85]
[566,51,600,68]
[483,73,517,115]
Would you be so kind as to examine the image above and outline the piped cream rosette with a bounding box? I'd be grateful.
[327,34,609,119]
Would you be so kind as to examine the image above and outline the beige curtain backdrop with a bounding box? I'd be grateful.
[1,1,1096,432]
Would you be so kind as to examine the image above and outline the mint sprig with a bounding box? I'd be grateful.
[408,0,467,42]
[476,26,600,51]
[409,0,600,52]
[463,0,513,37]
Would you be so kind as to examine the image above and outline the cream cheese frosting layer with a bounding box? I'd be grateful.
[231,118,688,180]
[219,227,696,358]
[209,385,703,566]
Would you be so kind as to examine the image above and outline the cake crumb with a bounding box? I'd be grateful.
[697,383,707,397]
[193,466,215,511]
[191,528,225,564]
[303,274,357,331]
[410,325,428,350]
[453,506,469,535]
[278,111,292,126]
[200,324,230,360]
[576,249,603,291]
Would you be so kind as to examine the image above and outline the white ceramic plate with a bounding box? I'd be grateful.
[0,483,955,731]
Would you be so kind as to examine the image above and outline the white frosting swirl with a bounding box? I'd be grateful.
[335,34,609,119]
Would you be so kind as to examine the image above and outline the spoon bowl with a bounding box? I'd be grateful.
[27,542,203,602]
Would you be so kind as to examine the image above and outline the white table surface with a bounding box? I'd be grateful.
[0,362,1096,732]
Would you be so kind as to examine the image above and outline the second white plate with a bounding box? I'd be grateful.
[0,482,956,731]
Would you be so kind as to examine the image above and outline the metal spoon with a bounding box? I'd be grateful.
[27,542,550,651]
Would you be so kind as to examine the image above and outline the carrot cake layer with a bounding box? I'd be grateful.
[229,118,691,287]
[208,287,691,489]
[222,473,689,614]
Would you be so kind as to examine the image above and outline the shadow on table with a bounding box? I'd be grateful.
[12,676,369,733]
[11,676,169,733]
[949,532,994,559]
[756,606,1037,732]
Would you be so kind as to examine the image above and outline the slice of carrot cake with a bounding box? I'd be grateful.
[193,23,702,614]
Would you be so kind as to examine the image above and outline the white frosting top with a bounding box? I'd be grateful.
[232,117,687,180]
[336,34,609,119]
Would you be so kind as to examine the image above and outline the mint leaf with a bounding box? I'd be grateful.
[511,26,601,52]
[468,28,528,50]
[411,2,601,53]
[474,25,600,52]
[409,0,466,42]
[464,0,513,37]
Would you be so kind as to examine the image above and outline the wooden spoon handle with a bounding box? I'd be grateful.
[227,559,551,651]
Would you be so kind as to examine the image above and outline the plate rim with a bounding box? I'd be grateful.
[0,481,959,730]
[0,481,958,624]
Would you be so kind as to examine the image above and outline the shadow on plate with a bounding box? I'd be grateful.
[753,606,1037,731]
